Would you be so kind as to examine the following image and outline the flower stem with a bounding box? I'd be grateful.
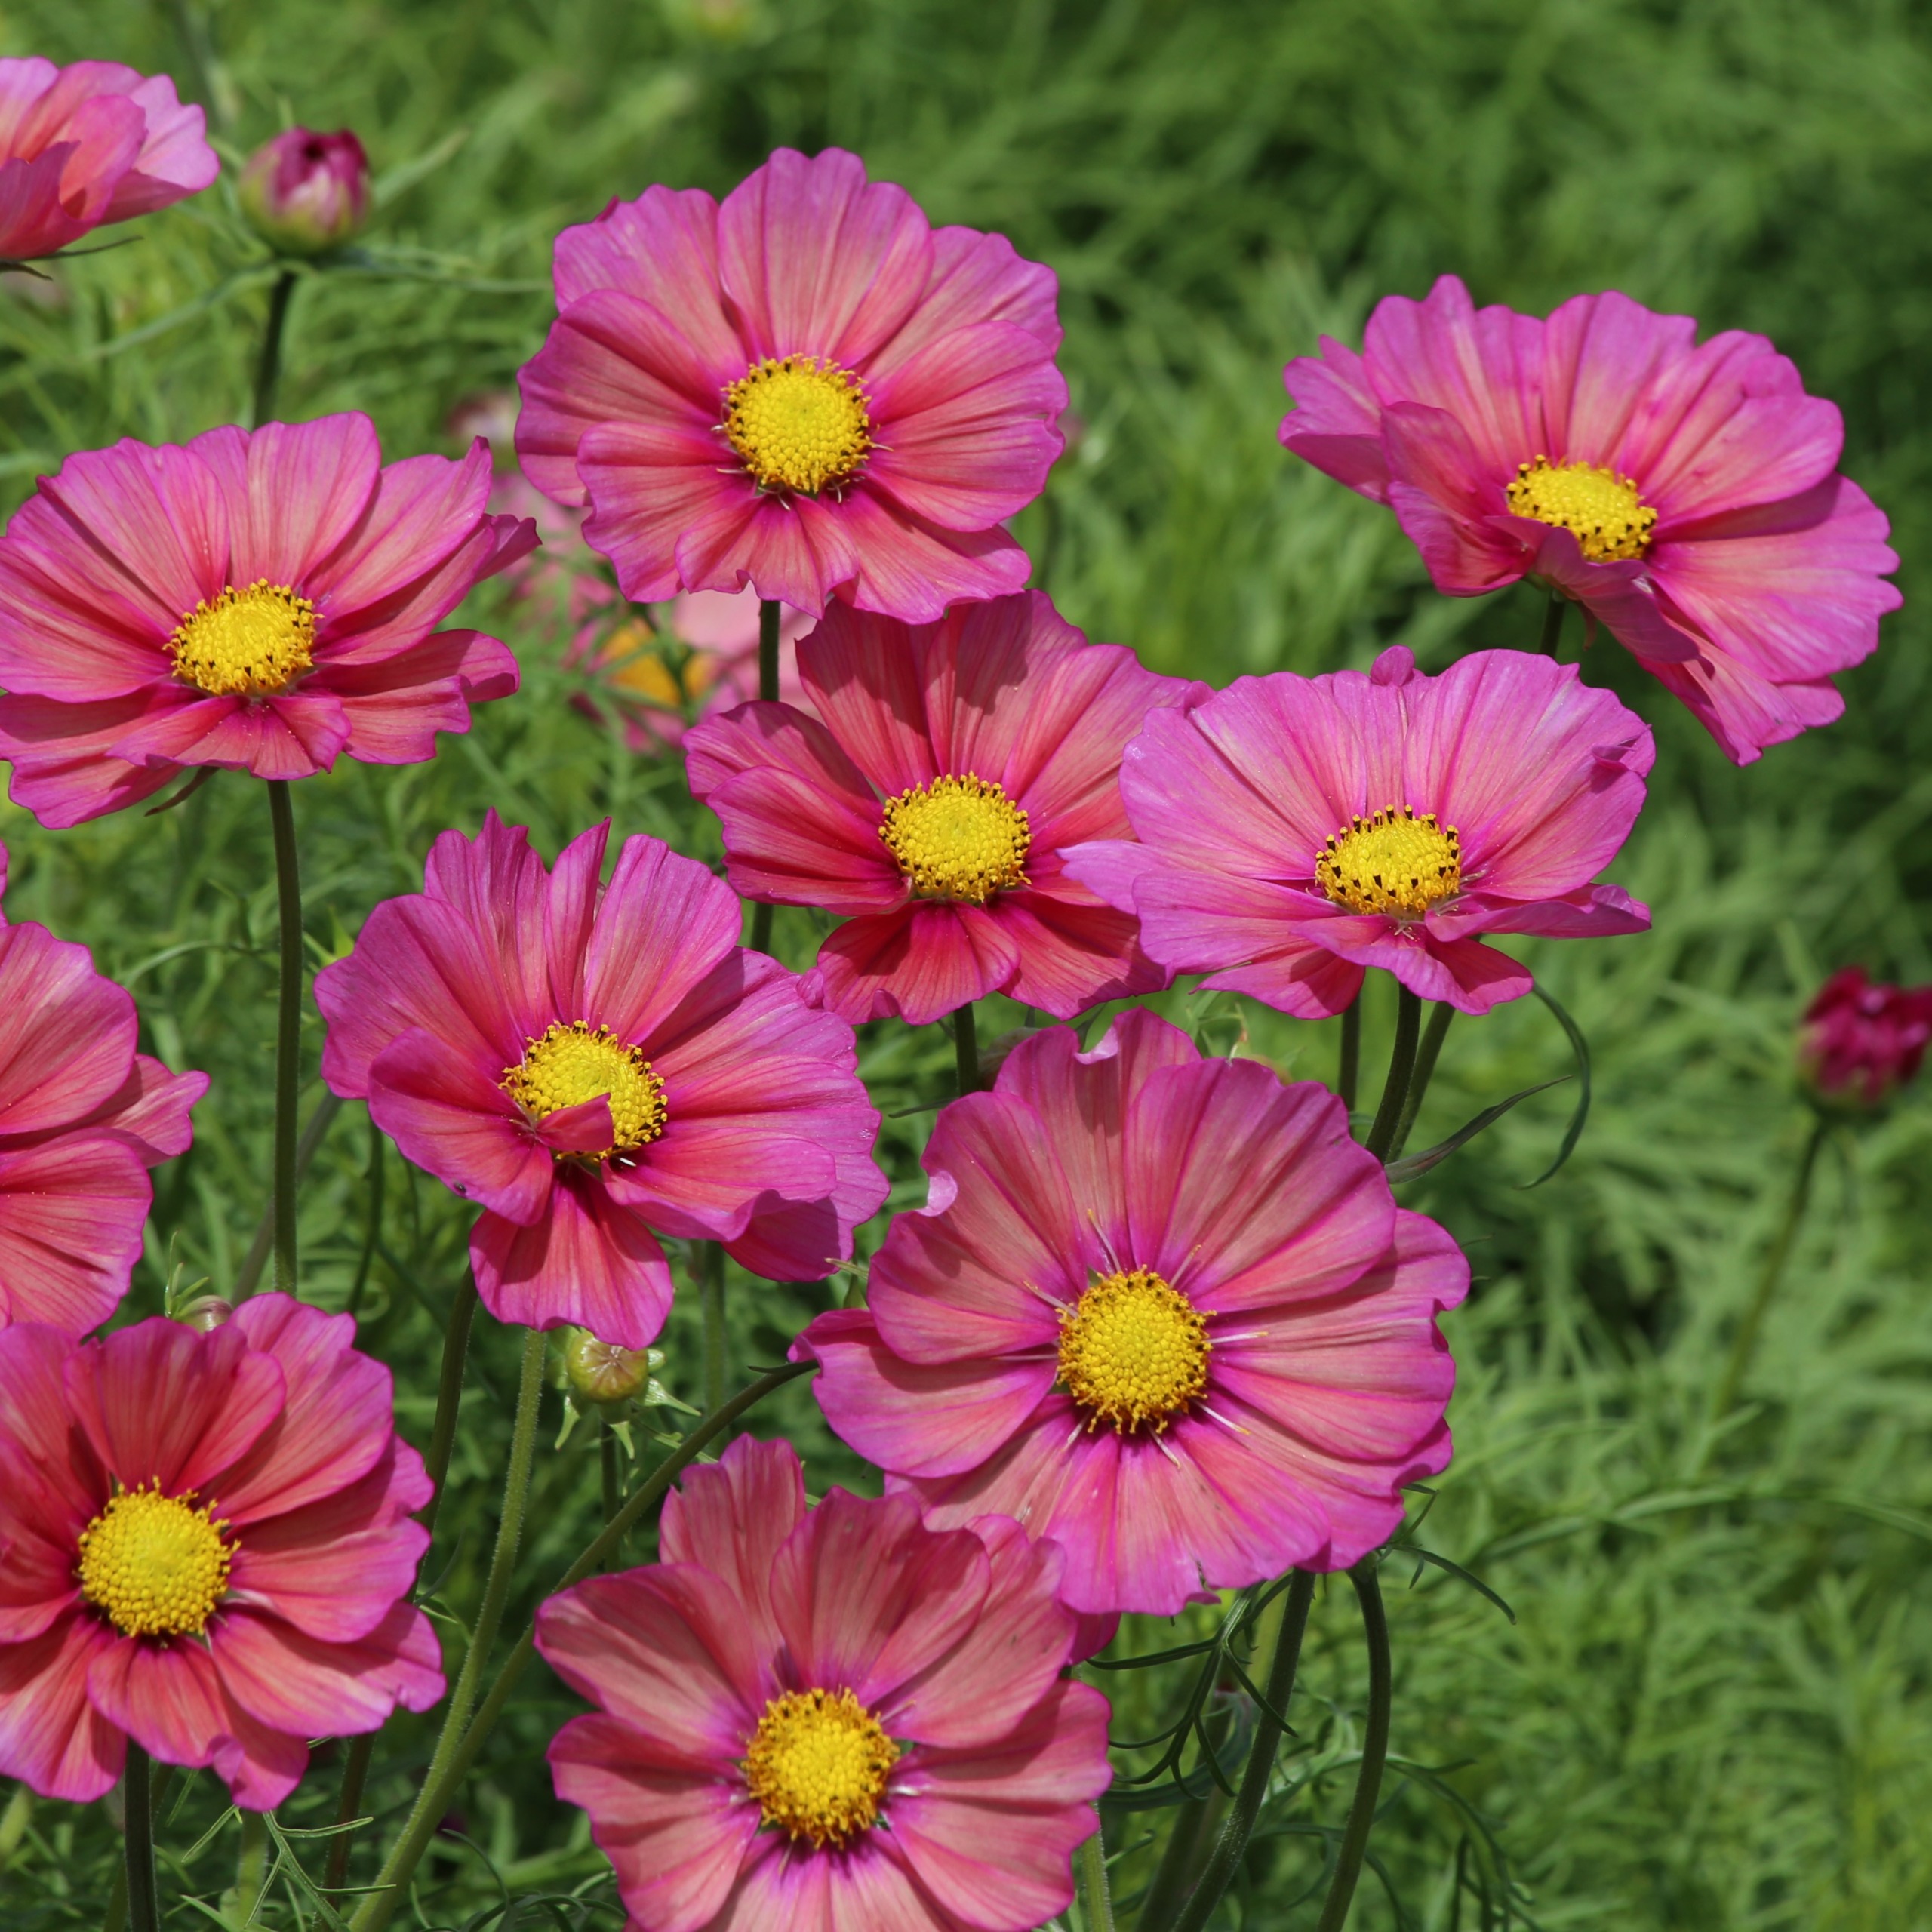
[346,1115,385,1317]
[1171,1569,1317,1932]
[1537,591,1567,657]
[122,1746,158,1932]
[1077,1818,1115,1932]
[1134,1790,1226,1932]
[1388,1002,1454,1163]
[745,599,783,957]
[1364,986,1422,1162]
[955,1000,980,1096]
[233,1094,341,1300]
[223,1810,267,1927]
[701,1240,728,1415]
[1714,1115,1829,1418]
[349,1361,813,1932]
[251,269,297,429]
[267,778,303,1297]
[601,1414,620,1524]
[323,1734,374,1894]
[1313,1559,1392,1932]
[1337,994,1361,1115]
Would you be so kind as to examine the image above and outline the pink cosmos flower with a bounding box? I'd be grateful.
[516,146,1066,624]
[1281,275,1900,764]
[0,839,206,1331]
[1063,645,1652,1018]
[537,1434,1112,1932]
[686,590,1199,1026]
[1798,967,1932,1110]
[0,1297,442,1808]
[237,127,371,256]
[315,814,887,1348]
[0,59,217,263]
[0,414,538,827]
[796,1011,1468,1616]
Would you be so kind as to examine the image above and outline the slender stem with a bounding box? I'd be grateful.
[701,1241,728,1416]
[323,1734,374,1894]
[1171,1570,1317,1932]
[1313,1561,1393,1932]
[1337,995,1361,1116]
[955,1001,980,1097]
[420,1279,479,1539]
[745,601,783,955]
[1537,591,1567,657]
[601,1415,620,1524]
[1077,1819,1115,1932]
[226,1810,267,1927]
[1714,1115,1829,1418]
[1135,1790,1226,1932]
[266,779,303,1297]
[122,1746,157,1932]
[349,1362,813,1932]
[1388,1003,1454,1164]
[346,1116,385,1318]
[251,269,297,428]
[1364,986,1422,1162]
[234,1094,341,1300]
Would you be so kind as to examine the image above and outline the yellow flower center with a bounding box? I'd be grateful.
[76,1482,233,1638]
[743,1687,900,1850]
[879,774,1031,906]
[503,1021,668,1159]
[169,580,317,697]
[721,355,873,497]
[1505,456,1657,562]
[1057,1267,1211,1435]
[1317,806,1462,918]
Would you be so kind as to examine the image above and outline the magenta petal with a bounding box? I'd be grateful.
[421,811,566,1039]
[85,1634,226,1770]
[0,1134,152,1333]
[75,1055,205,1165]
[657,1435,804,1665]
[581,835,745,1044]
[0,919,136,1132]
[812,902,1020,1026]
[0,1611,120,1803]
[1280,334,1390,500]
[191,414,380,589]
[211,1601,443,1739]
[986,891,1166,1018]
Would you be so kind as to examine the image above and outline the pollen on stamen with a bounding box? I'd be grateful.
[1316,805,1461,918]
[1506,455,1657,563]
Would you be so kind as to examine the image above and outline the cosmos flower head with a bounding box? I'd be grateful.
[1281,275,1900,764]
[0,1299,442,1809]
[686,589,1201,1026]
[237,126,371,256]
[1064,645,1653,1019]
[798,1011,1469,1617]
[537,1434,1112,1932]
[0,414,537,826]
[1798,966,1932,1111]
[315,814,887,1348]
[517,146,1067,623]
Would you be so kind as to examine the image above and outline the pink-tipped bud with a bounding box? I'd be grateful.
[238,128,370,256]
[1798,966,1932,1111]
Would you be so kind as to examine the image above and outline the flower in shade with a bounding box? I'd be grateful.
[0,1297,442,1808]
[1063,645,1651,1018]
[0,838,206,1331]
[516,145,1066,624]
[686,590,1199,1026]
[1280,275,1900,764]
[796,1011,1468,1617]
[536,1433,1112,1932]
[315,814,886,1347]
[1798,967,1932,1111]
[0,414,538,827]
[238,126,370,256]
[0,59,217,263]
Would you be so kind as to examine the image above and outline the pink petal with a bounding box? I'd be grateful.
[820,486,1032,623]
[188,416,380,590]
[303,440,488,617]
[106,685,352,782]
[211,1601,443,1738]
[811,901,1020,1026]
[72,1055,205,1164]
[986,890,1165,1018]
[1280,334,1391,500]
[658,1435,804,1663]
[0,1134,152,1333]
[320,626,519,764]
[0,918,134,1133]
[0,1611,120,1802]
[863,223,1061,381]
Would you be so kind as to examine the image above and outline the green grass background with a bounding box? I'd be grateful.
[2,0,1930,1926]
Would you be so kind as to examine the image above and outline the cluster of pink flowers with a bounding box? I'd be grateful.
[0,82,1906,1932]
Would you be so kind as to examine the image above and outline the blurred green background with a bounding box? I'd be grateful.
[3,0,1930,1927]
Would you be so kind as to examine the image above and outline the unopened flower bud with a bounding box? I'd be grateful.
[238,128,370,257]
[1798,965,1932,1112]
[174,1293,232,1333]
[560,1327,660,1407]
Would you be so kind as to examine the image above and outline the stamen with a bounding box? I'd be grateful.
[1506,456,1657,562]
[503,1021,668,1161]
[721,355,873,496]
[878,774,1030,906]
[1316,806,1461,918]
[1057,1267,1211,1435]
[169,580,316,697]
[743,1687,899,1849]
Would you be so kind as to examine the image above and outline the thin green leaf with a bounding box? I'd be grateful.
[1383,1078,1569,1183]
[1519,983,1594,1187]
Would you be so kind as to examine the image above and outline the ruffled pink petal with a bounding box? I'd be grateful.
[211,1601,443,1739]
[811,902,1020,1026]
[0,1610,120,1802]
[552,185,740,365]
[70,1055,205,1164]
[0,144,97,259]
[1638,635,1847,766]
[188,417,380,590]
[100,70,217,216]
[0,918,134,1133]
[605,1117,835,1247]
[320,626,520,764]
[106,685,352,783]
[0,1443,85,1640]
[0,693,175,827]
[0,1322,99,1520]
[986,890,1165,1018]
[703,1835,943,1932]
[1381,404,1531,595]
[0,1134,153,1332]
[820,487,1032,623]
[1280,334,1391,500]
[1312,920,1534,1014]
[1431,883,1650,941]
[303,440,489,616]
[470,1174,674,1349]
[863,223,1061,381]
[1534,289,1698,478]
[657,1435,804,1663]
[724,1142,887,1282]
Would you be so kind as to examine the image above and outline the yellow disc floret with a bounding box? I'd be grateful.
[169,580,317,697]
[743,1687,900,1849]
[722,355,873,496]
[77,1482,233,1638]
[1316,806,1461,918]
[879,774,1031,905]
[503,1021,668,1160]
[1057,1267,1211,1435]
[1505,456,1657,562]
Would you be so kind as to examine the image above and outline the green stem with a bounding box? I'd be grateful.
[1364,986,1422,1162]
[1313,1561,1393,1932]
[233,1094,340,1300]
[323,1734,374,1894]
[1078,1820,1115,1932]
[1537,591,1567,657]
[420,1278,478,1539]
[1388,1002,1454,1163]
[349,1361,813,1932]
[346,1116,385,1318]
[1135,1790,1226,1932]
[601,1414,620,1525]
[122,1746,157,1932]
[1337,994,1361,1116]
[251,269,297,429]
[1171,1571,1317,1932]
[225,1810,267,1927]
[266,779,303,1297]
[954,1001,980,1097]
[701,1241,728,1416]
[745,601,783,956]
[1714,1115,1829,1418]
